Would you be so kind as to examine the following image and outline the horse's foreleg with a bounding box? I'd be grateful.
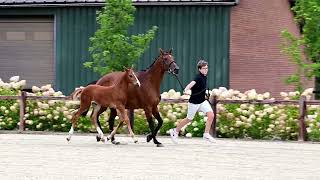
[152,107,163,147]
[144,109,155,143]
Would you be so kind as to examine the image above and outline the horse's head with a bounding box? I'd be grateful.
[159,48,179,74]
[125,68,141,87]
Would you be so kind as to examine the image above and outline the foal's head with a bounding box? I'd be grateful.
[125,68,141,87]
[159,48,180,75]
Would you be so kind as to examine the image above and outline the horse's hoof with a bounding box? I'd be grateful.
[96,135,101,142]
[66,137,70,141]
[112,140,120,145]
[146,134,153,142]
[153,139,161,145]
[100,138,106,143]
[156,143,164,147]
[134,140,138,143]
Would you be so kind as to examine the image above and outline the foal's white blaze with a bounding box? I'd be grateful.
[133,72,141,87]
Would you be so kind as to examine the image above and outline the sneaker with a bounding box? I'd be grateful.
[169,128,179,144]
[203,133,216,143]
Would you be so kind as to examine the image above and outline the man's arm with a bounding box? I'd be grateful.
[183,81,196,94]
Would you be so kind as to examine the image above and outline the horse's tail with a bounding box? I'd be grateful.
[70,88,92,117]
[69,80,97,101]
[70,88,83,101]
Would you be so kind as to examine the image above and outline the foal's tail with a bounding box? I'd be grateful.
[70,80,97,101]
[70,88,90,117]
[70,88,83,101]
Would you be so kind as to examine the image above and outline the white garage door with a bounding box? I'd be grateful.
[0,16,54,88]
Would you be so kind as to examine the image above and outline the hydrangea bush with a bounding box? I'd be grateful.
[0,76,320,141]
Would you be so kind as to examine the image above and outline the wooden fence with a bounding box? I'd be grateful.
[1,91,319,141]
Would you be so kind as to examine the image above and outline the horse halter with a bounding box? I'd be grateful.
[161,55,178,74]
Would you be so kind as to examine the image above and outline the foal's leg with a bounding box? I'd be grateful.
[152,106,163,146]
[67,106,88,141]
[118,107,138,143]
[107,121,124,141]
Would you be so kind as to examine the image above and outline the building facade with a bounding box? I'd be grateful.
[0,0,237,94]
[230,0,313,98]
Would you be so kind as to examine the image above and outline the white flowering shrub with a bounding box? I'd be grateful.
[158,102,188,135]
[0,77,110,132]
[184,87,317,141]
[0,77,22,130]
[158,88,320,141]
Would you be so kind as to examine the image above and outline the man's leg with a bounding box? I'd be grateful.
[169,103,199,143]
[176,118,192,132]
[204,111,214,133]
[200,101,216,143]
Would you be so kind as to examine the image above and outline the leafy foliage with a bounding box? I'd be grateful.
[281,0,320,91]
[84,0,158,75]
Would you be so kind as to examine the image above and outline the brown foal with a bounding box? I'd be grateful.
[66,68,141,143]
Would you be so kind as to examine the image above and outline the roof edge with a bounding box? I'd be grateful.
[134,1,238,6]
[0,1,239,7]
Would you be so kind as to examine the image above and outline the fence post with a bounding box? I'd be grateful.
[298,95,307,141]
[19,91,27,132]
[210,95,218,137]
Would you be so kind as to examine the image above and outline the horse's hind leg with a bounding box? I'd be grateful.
[91,104,106,142]
[108,108,117,132]
[94,106,108,142]
[81,110,89,117]
[67,106,88,141]
[107,108,118,143]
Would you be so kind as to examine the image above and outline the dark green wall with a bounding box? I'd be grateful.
[0,5,230,94]
[55,7,99,94]
[133,6,230,92]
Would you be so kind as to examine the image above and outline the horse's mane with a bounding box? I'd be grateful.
[86,80,97,86]
[140,55,161,72]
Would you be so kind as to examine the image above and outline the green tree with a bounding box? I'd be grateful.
[84,0,158,75]
[281,0,320,92]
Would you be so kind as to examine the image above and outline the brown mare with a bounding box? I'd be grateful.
[67,68,141,142]
[93,49,179,147]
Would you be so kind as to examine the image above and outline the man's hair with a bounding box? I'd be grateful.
[197,60,208,69]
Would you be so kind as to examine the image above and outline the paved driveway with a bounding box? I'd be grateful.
[0,133,320,180]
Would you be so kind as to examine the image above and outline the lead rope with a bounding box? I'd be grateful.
[172,73,211,100]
